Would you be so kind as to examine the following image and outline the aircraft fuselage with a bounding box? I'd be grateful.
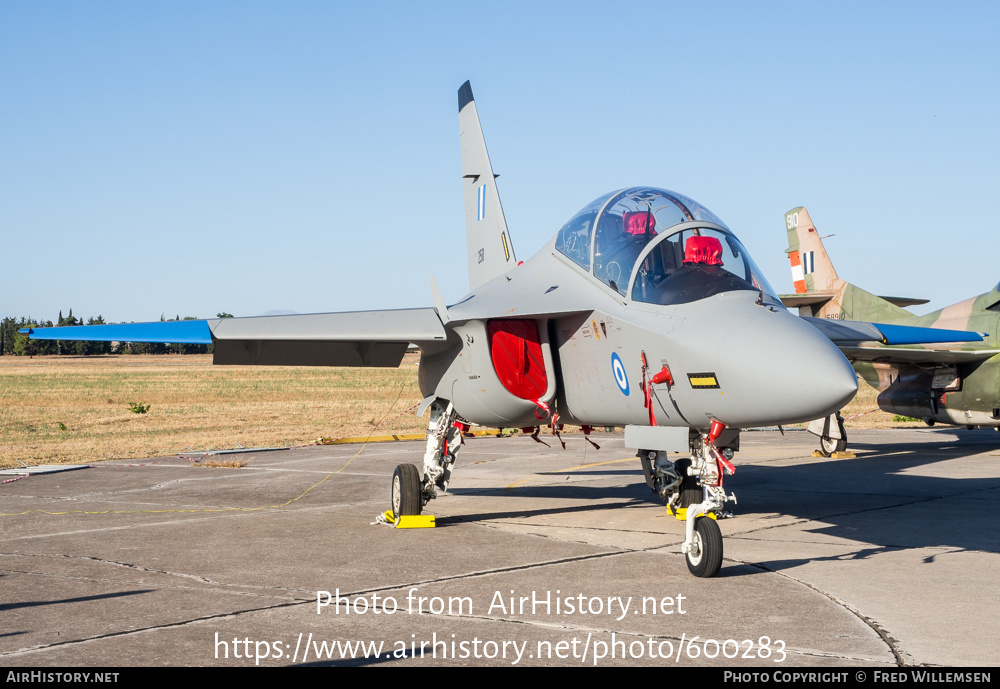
[420,242,858,432]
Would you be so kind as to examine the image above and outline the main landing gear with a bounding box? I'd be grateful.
[809,412,847,457]
[391,464,421,516]
[640,421,736,578]
[390,399,463,517]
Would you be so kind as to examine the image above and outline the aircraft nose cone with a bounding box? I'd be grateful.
[679,299,858,427]
[758,314,859,423]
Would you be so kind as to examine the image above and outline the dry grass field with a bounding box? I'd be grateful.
[0,354,425,468]
[0,354,918,469]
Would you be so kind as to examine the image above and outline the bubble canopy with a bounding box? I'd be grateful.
[555,187,779,305]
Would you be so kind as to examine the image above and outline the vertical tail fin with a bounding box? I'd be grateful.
[459,81,516,291]
[784,206,839,294]
[783,206,916,322]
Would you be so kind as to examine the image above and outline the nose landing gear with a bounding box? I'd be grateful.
[678,425,734,578]
[642,421,736,578]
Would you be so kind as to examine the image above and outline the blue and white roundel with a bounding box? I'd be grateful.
[611,352,629,396]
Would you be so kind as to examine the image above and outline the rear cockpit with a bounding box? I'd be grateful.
[555,187,779,305]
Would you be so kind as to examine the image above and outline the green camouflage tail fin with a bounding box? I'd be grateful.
[782,207,919,323]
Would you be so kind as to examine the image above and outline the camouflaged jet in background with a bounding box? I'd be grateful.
[19,83,984,578]
[782,206,1000,454]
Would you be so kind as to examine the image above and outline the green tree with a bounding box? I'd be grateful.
[12,320,56,356]
[83,316,111,355]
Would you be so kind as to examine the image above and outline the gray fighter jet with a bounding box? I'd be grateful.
[22,82,983,577]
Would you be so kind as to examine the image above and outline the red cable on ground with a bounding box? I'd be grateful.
[842,409,880,421]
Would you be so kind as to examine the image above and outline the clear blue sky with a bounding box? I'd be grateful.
[4,1,998,322]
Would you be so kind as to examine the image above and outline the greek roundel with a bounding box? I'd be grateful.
[611,352,629,396]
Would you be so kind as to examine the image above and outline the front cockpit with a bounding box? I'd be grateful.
[555,187,780,305]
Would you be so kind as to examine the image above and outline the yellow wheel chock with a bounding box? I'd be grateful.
[666,506,717,522]
[378,510,436,528]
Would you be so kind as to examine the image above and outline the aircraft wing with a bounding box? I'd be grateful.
[801,317,998,364]
[836,344,1000,364]
[21,308,447,367]
[802,317,984,346]
[20,319,214,344]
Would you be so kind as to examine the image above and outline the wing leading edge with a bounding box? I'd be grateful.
[802,317,997,364]
[803,317,985,346]
[21,308,448,368]
[20,319,213,344]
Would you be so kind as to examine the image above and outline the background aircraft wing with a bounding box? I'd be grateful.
[803,317,984,346]
[801,316,997,363]
[836,344,1000,364]
[21,308,447,367]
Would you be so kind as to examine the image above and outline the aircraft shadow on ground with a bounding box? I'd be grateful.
[444,472,655,522]
[445,431,1000,573]
[739,431,1000,572]
[0,588,154,613]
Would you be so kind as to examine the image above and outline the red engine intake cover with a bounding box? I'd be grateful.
[487,319,548,400]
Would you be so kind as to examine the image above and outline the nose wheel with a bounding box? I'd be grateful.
[686,517,723,578]
[391,464,422,517]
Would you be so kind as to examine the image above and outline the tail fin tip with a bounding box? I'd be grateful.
[458,80,515,291]
[458,81,474,112]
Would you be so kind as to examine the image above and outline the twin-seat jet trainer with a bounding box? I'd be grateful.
[22,82,982,577]
[781,207,1000,455]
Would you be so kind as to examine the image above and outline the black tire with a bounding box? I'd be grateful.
[673,457,702,508]
[819,433,847,456]
[391,464,422,517]
[686,516,723,578]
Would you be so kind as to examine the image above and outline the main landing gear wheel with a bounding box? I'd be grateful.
[819,434,847,456]
[817,415,847,457]
[391,464,422,517]
[686,517,723,578]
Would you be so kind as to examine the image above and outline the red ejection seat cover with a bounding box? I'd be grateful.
[623,210,657,236]
[683,236,724,265]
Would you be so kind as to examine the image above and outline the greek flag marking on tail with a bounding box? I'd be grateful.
[803,250,815,275]
[477,184,486,221]
[789,250,807,293]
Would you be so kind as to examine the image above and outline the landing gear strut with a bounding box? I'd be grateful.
[678,424,734,578]
[390,399,463,516]
[643,421,736,578]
